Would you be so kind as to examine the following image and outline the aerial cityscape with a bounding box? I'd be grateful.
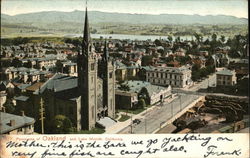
[0,0,248,135]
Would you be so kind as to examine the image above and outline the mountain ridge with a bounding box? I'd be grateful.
[1,10,248,25]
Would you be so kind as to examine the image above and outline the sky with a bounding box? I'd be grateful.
[1,0,248,18]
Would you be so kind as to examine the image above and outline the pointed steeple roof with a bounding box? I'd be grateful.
[103,40,109,61]
[83,7,91,52]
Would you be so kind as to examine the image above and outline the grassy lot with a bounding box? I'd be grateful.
[118,114,130,122]
[117,104,152,115]
[118,108,144,115]
[71,128,105,134]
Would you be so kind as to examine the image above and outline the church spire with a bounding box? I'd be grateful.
[83,5,91,53]
[103,40,109,61]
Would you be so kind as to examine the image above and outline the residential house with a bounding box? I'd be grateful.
[0,112,35,134]
[216,68,237,86]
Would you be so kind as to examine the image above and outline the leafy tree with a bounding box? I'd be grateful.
[135,98,146,109]
[154,39,162,46]
[64,38,72,44]
[203,39,210,45]
[55,60,63,73]
[192,64,201,72]
[138,87,150,105]
[211,33,217,42]
[167,35,173,43]
[220,35,226,44]
[118,84,130,91]
[152,52,159,58]
[194,33,203,43]
[49,115,73,134]
[175,56,191,65]
[3,99,15,113]
[11,58,22,67]
[141,55,153,66]
[23,60,32,68]
[165,55,174,63]
[13,37,30,45]
[175,36,181,43]
[191,71,201,81]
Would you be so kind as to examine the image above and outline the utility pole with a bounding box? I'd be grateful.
[39,87,45,134]
[145,107,147,134]
[130,115,133,134]
[179,94,182,112]
[39,97,45,134]
[171,101,173,117]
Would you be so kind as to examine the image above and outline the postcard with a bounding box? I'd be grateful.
[0,0,249,157]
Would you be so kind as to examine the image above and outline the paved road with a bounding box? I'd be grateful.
[118,73,217,134]
[119,93,199,134]
[189,73,216,91]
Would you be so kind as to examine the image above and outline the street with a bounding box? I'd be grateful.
[116,73,217,134]
[118,93,199,133]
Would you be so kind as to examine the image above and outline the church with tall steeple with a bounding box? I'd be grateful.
[16,5,116,133]
[77,7,116,130]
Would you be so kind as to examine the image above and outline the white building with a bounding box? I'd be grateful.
[146,66,192,88]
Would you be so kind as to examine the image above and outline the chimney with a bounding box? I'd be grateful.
[10,120,16,127]
[21,111,25,116]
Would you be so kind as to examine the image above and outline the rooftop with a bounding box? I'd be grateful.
[14,95,29,102]
[0,112,35,134]
[26,82,44,92]
[121,80,170,95]
[216,69,235,76]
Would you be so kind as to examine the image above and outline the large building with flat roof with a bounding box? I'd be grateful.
[146,66,192,88]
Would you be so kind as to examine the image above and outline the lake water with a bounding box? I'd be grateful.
[64,33,212,41]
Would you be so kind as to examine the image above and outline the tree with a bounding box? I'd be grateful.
[118,84,130,91]
[11,58,22,67]
[194,33,203,43]
[135,98,146,109]
[191,71,201,81]
[212,33,217,42]
[138,87,150,105]
[141,55,153,66]
[175,36,181,43]
[165,55,174,63]
[3,99,15,113]
[220,35,226,44]
[175,56,191,65]
[23,60,32,68]
[152,52,159,58]
[49,115,73,134]
[55,60,63,72]
[192,64,201,72]
[154,39,162,46]
[167,35,173,43]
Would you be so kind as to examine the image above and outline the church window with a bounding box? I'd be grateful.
[109,72,113,78]
[91,63,95,70]
[92,106,94,119]
[110,99,113,110]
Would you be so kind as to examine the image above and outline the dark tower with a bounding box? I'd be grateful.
[77,7,98,130]
[99,41,116,118]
